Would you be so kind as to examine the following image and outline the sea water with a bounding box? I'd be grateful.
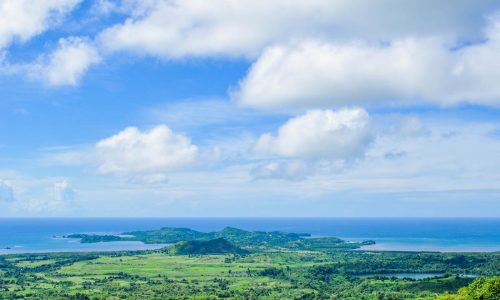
[0,218,499,254]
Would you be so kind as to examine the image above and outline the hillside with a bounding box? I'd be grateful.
[124,227,207,244]
[168,238,249,255]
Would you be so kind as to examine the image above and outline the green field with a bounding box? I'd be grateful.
[1,227,499,299]
[1,248,499,299]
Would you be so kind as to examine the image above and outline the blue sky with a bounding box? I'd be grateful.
[1,0,500,217]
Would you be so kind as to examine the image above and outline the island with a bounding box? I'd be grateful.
[66,226,375,252]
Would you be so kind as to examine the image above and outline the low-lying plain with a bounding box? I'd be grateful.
[1,227,499,299]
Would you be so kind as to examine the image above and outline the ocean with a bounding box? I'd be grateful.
[0,218,499,254]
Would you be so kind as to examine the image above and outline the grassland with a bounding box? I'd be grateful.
[1,248,499,299]
[1,227,499,299]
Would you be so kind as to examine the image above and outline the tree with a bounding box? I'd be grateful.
[436,277,500,300]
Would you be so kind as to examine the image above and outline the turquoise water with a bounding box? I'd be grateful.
[359,273,444,279]
[358,273,479,280]
[357,237,500,252]
[0,218,499,254]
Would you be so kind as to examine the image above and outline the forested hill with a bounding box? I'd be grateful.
[66,226,374,251]
[168,238,249,255]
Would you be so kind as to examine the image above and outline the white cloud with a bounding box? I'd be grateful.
[19,197,68,214]
[255,108,373,160]
[127,173,168,184]
[26,37,101,86]
[0,1,98,86]
[13,179,76,214]
[4,0,500,93]
[0,0,81,49]
[0,179,14,202]
[235,18,500,109]
[348,121,500,193]
[375,115,431,139]
[53,179,75,202]
[96,125,198,176]
[97,0,500,59]
[395,116,430,137]
[0,173,80,215]
[90,0,157,17]
[250,160,309,181]
[90,0,120,16]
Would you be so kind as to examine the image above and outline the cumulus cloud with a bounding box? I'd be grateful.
[25,37,101,86]
[53,179,75,202]
[250,108,372,180]
[235,18,500,109]
[255,108,373,160]
[0,180,14,202]
[0,0,81,49]
[96,125,198,176]
[0,1,98,86]
[97,0,499,59]
[4,0,500,93]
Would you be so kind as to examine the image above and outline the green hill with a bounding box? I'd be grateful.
[168,238,248,255]
[214,227,308,247]
[124,227,207,244]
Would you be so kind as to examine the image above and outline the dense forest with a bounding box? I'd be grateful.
[1,227,499,299]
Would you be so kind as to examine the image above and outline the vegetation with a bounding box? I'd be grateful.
[66,226,373,251]
[66,234,124,243]
[2,227,499,299]
[436,277,500,300]
[168,238,249,255]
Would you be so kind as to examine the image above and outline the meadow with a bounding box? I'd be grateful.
[1,227,499,299]
[1,248,499,299]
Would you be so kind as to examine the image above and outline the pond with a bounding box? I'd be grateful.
[357,273,479,280]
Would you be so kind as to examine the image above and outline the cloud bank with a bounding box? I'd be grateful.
[98,0,500,58]
[4,0,500,96]
[235,27,500,109]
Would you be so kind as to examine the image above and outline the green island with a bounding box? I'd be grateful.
[65,226,374,251]
[1,227,499,299]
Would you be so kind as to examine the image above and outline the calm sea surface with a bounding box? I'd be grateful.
[0,218,499,254]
